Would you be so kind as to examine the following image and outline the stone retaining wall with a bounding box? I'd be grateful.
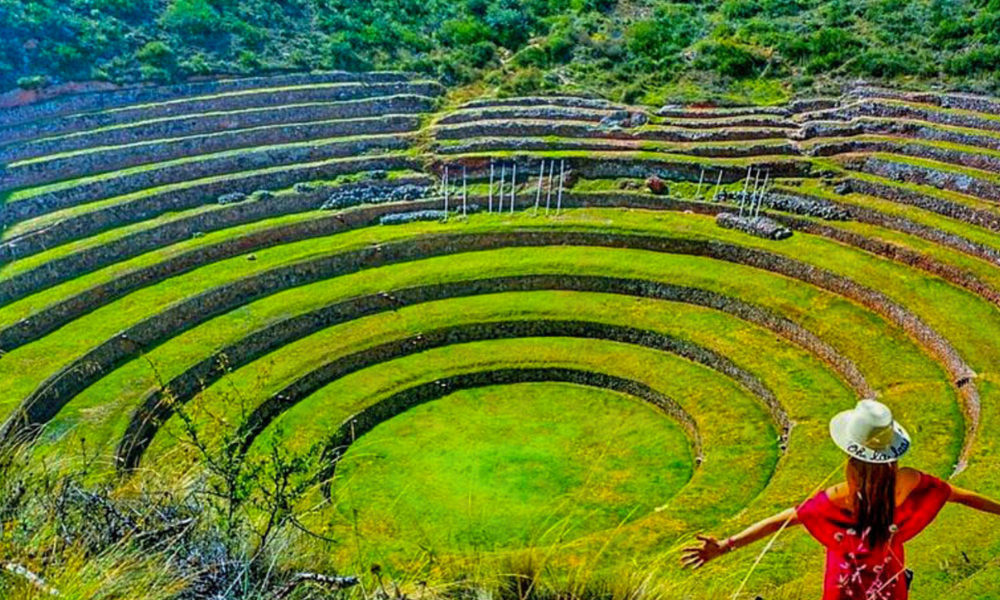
[438,106,614,125]
[461,96,616,110]
[128,317,776,471]
[3,124,417,194]
[656,106,791,118]
[658,116,798,130]
[845,156,1000,204]
[778,187,1000,268]
[796,118,1000,153]
[435,137,801,159]
[846,178,1000,233]
[312,366,705,487]
[6,81,444,145]
[810,99,1000,134]
[4,230,974,472]
[0,177,432,302]
[118,273,869,469]
[1,95,435,165]
[434,120,792,144]
[0,155,421,251]
[0,72,415,129]
[849,87,1000,117]
[808,140,1000,177]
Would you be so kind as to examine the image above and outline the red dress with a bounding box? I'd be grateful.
[796,472,951,600]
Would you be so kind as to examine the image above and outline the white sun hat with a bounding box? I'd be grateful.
[830,399,911,463]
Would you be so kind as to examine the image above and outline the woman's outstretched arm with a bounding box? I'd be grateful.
[950,485,1000,515]
[681,507,800,569]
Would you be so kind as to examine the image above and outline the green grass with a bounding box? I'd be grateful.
[0,152,411,240]
[5,200,1000,596]
[78,80,440,118]
[879,98,1000,124]
[273,342,776,577]
[4,206,980,426]
[330,383,694,554]
[14,94,433,151]
[0,170,425,280]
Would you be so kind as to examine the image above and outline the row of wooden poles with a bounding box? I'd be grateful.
[690,165,773,218]
[439,161,771,219]
[737,165,772,218]
[441,159,567,217]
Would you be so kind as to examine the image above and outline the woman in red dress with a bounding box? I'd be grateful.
[682,399,1000,599]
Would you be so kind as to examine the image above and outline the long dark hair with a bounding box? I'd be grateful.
[846,457,897,548]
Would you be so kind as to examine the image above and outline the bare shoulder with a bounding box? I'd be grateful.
[896,467,923,497]
[825,482,849,506]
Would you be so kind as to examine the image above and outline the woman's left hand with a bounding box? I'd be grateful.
[681,535,727,569]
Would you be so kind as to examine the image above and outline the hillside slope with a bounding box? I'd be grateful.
[3,0,1000,104]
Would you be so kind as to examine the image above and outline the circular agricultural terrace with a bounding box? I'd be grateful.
[1,73,1000,598]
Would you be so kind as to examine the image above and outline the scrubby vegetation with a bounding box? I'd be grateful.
[3,0,1000,103]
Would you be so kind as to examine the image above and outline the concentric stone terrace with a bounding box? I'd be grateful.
[2,73,1000,598]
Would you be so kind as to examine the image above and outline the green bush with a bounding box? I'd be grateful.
[721,0,761,20]
[545,30,576,63]
[784,27,862,74]
[440,18,491,46]
[852,48,922,78]
[486,3,534,49]
[513,45,549,68]
[321,36,372,72]
[16,75,48,90]
[696,39,768,78]
[237,50,261,71]
[160,0,223,36]
[498,67,546,96]
[464,41,498,69]
[945,46,1000,76]
[136,41,176,70]
[625,4,702,65]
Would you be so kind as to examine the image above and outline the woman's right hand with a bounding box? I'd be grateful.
[681,535,728,569]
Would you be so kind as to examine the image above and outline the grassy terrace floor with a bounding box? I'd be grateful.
[5,83,1000,598]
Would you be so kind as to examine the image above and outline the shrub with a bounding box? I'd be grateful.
[137,41,177,82]
[852,48,922,78]
[487,4,534,49]
[759,0,807,17]
[945,46,1000,76]
[440,17,491,46]
[513,45,549,68]
[321,35,371,71]
[544,26,577,63]
[499,67,546,96]
[696,39,768,78]
[160,0,222,36]
[783,27,862,74]
[625,4,702,65]
[464,41,498,69]
[15,75,47,90]
[721,0,761,20]
[136,41,176,71]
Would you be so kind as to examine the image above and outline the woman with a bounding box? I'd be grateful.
[682,399,1000,599]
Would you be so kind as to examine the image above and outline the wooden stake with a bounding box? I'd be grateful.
[510,164,517,213]
[712,170,723,202]
[443,166,449,215]
[739,166,751,216]
[696,168,705,199]
[534,161,544,215]
[488,160,494,213]
[545,160,555,214]
[750,168,762,217]
[556,160,565,215]
[462,166,468,216]
[498,164,506,213]
[756,170,770,218]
